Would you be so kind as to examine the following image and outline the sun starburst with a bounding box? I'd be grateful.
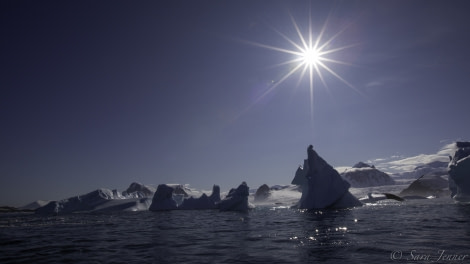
[240,12,360,124]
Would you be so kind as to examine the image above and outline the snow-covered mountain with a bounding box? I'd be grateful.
[340,162,395,188]
[20,200,51,210]
[392,161,449,179]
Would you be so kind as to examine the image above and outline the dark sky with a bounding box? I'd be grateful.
[2,0,470,206]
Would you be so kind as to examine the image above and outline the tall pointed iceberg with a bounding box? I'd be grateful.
[292,145,362,209]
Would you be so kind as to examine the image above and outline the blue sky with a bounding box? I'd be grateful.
[2,0,470,206]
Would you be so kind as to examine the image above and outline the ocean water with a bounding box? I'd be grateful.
[1,198,470,264]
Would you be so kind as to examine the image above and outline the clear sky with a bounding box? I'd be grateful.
[2,0,470,206]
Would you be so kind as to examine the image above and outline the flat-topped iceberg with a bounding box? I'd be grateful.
[36,187,153,214]
[292,145,362,209]
[448,141,470,203]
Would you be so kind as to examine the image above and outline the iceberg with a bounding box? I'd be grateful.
[399,175,449,198]
[254,184,271,202]
[292,145,362,209]
[250,184,301,207]
[149,184,178,211]
[36,188,153,214]
[36,183,156,214]
[178,185,220,210]
[341,162,395,187]
[122,182,156,198]
[149,183,249,211]
[448,141,470,203]
[218,182,252,211]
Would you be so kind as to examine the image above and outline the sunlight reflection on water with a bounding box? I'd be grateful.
[0,199,469,263]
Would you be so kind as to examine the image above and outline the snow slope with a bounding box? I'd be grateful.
[341,162,395,188]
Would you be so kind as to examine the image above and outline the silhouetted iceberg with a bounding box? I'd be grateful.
[218,182,252,211]
[149,184,178,211]
[122,182,156,198]
[400,175,449,198]
[178,185,220,210]
[448,141,470,203]
[292,145,362,209]
[254,184,271,202]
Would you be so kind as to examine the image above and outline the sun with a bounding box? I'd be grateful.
[301,47,321,67]
[238,11,360,123]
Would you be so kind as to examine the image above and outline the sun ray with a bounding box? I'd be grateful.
[269,23,305,53]
[313,62,328,91]
[290,13,309,52]
[319,57,355,66]
[296,63,310,88]
[319,43,360,57]
[243,62,306,114]
[316,60,364,97]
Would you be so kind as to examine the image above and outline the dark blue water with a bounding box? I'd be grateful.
[1,198,469,263]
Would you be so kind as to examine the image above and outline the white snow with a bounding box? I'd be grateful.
[250,185,301,207]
